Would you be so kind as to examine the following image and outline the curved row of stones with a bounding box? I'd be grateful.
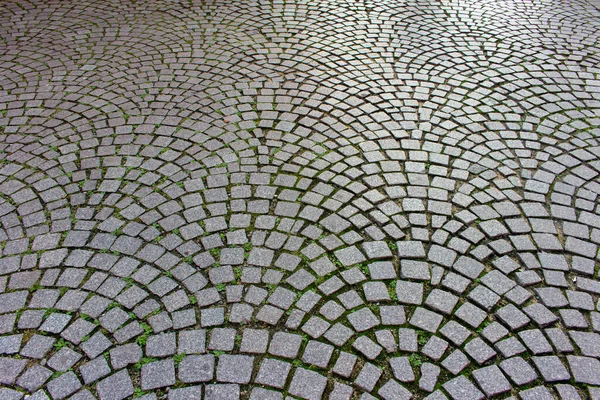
[1,0,600,399]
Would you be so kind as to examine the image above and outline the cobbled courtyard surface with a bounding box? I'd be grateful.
[1,0,600,399]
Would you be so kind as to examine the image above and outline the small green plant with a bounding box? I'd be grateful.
[54,339,68,350]
[212,350,225,357]
[417,331,429,346]
[173,353,185,365]
[50,371,67,380]
[189,295,197,305]
[409,354,423,367]
[357,263,369,274]
[389,280,398,301]
[233,268,242,282]
[136,323,153,346]
[216,283,226,292]
[133,357,156,370]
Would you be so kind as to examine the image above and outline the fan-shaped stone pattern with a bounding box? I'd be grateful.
[1,0,600,399]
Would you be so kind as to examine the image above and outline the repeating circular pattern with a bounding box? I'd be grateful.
[1,0,600,399]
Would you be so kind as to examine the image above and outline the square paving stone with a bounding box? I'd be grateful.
[141,359,176,390]
[519,329,552,355]
[519,386,554,400]
[302,340,334,368]
[443,376,484,400]
[47,371,82,399]
[324,323,354,347]
[40,312,72,333]
[146,332,176,357]
[209,328,236,351]
[289,368,328,400]
[354,362,383,392]
[96,370,134,400]
[216,355,254,384]
[380,305,406,325]
[240,329,269,354]
[419,363,440,393]
[425,289,458,315]
[398,328,418,352]
[422,336,449,361]
[464,338,496,364]
[268,332,303,358]
[409,307,443,333]
[567,355,600,385]
[0,291,28,314]
[249,387,283,400]
[178,329,206,354]
[441,350,470,375]
[454,302,487,328]
[495,304,530,330]
[16,364,52,391]
[347,307,379,331]
[395,280,423,305]
[499,357,538,386]
[495,337,526,358]
[378,379,412,400]
[400,260,430,280]
[532,356,571,382]
[389,357,415,382]
[370,261,397,280]
[569,331,600,357]
[0,334,21,355]
[471,365,512,397]
[397,241,426,258]
[363,281,391,301]
[555,384,581,400]
[80,332,112,359]
[255,358,292,389]
[80,356,111,384]
[110,343,142,370]
[0,357,27,385]
[47,347,82,371]
[204,384,240,400]
[61,318,96,345]
[333,351,357,378]
[178,355,214,383]
[353,335,383,360]
[168,386,202,400]
[334,246,366,266]
[20,334,55,359]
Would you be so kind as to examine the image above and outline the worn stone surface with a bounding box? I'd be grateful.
[0,0,599,398]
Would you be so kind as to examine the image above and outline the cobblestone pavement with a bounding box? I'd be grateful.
[1,0,600,399]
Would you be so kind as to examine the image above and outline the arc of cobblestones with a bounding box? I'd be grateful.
[2,0,600,400]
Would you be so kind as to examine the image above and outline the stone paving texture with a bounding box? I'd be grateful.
[0,0,600,398]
